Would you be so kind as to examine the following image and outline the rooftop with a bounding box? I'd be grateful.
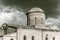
[29,7,44,12]
[0,23,60,31]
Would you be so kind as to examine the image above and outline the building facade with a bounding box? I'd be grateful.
[0,7,60,40]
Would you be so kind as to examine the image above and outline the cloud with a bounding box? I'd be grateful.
[46,17,60,30]
[0,6,27,26]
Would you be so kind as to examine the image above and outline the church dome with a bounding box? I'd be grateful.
[29,7,44,12]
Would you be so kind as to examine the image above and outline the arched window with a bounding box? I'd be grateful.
[53,37,55,40]
[24,35,26,40]
[10,39,13,40]
[46,37,48,40]
[35,17,37,24]
[28,18,30,25]
[46,34,48,40]
[32,36,34,40]
[3,26,7,34]
[41,17,43,24]
[2,23,8,34]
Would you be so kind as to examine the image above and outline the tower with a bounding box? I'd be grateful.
[26,7,45,27]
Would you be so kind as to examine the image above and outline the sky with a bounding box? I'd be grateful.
[0,0,60,29]
[1,0,60,18]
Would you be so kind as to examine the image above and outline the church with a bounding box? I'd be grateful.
[0,7,60,40]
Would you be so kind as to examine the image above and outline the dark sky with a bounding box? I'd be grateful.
[1,0,60,18]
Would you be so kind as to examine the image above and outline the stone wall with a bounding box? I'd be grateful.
[3,33,16,40]
[0,37,3,40]
[43,30,60,40]
[17,28,42,40]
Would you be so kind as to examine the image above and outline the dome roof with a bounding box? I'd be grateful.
[29,7,44,12]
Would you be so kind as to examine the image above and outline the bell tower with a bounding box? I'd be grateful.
[26,7,45,27]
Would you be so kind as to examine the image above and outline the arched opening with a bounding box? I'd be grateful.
[35,17,37,24]
[32,36,34,40]
[41,17,43,24]
[53,37,55,40]
[24,35,26,40]
[46,34,48,40]
[10,39,13,40]
[46,37,48,40]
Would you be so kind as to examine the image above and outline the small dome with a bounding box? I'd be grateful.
[29,7,44,12]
